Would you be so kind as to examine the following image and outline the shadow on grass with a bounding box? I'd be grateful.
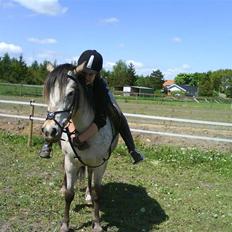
[74,182,168,232]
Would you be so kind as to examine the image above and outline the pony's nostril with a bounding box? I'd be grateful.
[51,128,57,137]
[41,127,44,133]
[45,131,49,137]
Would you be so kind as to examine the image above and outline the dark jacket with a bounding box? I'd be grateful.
[87,77,111,129]
[93,77,111,130]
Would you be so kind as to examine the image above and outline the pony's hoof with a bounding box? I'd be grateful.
[85,194,92,205]
[60,185,66,196]
[92,222,103,232]
[60,223,69,232]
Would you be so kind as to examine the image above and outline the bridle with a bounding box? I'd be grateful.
[45,70,78,131]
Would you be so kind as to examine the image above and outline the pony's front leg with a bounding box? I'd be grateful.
[91,183,102,232]
[61,186,74,232]
[60,159,78,232]
[88,165,106,232]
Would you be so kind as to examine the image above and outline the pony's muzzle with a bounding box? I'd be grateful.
[42,120,61,142]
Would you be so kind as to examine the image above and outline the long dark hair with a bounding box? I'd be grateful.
[77,72,101,108]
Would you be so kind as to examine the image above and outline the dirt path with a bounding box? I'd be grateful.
[1,115,232,153]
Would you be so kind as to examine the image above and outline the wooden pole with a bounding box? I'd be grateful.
[28,100,35,147]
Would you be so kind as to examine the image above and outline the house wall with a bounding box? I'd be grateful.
[123,86,132,96]
[169,86,182,92]
[123,86,153,96]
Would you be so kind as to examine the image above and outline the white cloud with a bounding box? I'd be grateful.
[100,17,119,24]
[172,36,182,43]
[104,61,115,69]
[164,64,191,80]
[126,60,144,69]
[136,68,154,76]
[118,43,125,48]
[182,64,191,69]
[0,42,22,53]
[28,37,57,44]
[37,50,60,60]
[13,0,67,15]
[65,56,79,64]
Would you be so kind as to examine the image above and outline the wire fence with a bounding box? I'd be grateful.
[1,99,232,146]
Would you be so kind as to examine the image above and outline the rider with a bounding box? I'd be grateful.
[39,50,144,164]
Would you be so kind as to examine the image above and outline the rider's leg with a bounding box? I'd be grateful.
[108,103,144,164]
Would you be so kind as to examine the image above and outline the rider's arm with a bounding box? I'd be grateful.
[78,122,98,142]
[78,78,109,142]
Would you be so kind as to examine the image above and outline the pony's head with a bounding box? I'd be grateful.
[42,63,80,142]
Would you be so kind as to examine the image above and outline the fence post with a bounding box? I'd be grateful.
[28,100,35,147]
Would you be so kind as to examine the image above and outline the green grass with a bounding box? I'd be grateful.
[0,83,43,97]
[1,131,232,231]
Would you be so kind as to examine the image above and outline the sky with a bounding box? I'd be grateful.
[0,0,232,80]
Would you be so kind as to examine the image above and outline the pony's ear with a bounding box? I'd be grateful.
[46,63,54,72]
[74,61,86,74]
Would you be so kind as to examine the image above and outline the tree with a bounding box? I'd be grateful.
[175,73,192,85]
[174,72,205,87]
[109,60,130,87]
[221,75,232,97]
[0,54,30,83]
[127,62,136,86]
[100,68,111,84]
[0,53,11,82]
[135,75,150,87]
[198,73,214,96]
[190,72,205,87]
[148,69,164,90]
[13,55,29,83]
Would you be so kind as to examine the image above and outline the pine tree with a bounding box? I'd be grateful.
[149,69,164,89]
[127,62,136,86]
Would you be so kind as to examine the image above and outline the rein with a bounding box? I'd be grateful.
[65,126,117,168]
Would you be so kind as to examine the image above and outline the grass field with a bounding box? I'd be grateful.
[0,83,43,97]
[0,131,232,231]
[1,94,232,122]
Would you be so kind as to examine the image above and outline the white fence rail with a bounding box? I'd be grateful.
[1,99,232,145]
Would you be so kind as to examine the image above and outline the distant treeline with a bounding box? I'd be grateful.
[1,53,232,97]
[0,53,165,90]
[175,70,232,97]
[0,53,49,85]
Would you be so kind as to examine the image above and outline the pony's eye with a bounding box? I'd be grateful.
[67,91,74,98]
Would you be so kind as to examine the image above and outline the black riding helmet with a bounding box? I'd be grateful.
[77,50,103,73]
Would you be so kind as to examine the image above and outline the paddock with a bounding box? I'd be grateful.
[1,98,232,151]
[0,97,232,231]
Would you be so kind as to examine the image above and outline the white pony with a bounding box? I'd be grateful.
[42,63,119,232]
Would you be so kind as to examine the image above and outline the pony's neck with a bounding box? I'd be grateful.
[72,84,94,132]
